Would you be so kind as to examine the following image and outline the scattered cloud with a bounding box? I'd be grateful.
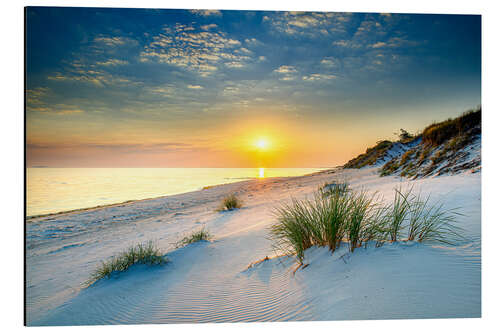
[139,24,247,76]
[201,23,218,30]
[273,65,297,74]
[96,59,129,66]
[93,36,138,48]
[320,57,340,68]
[371,42,387,48]
[187,84,203,89]
[189,9,222,17]
[27,102,85,115]
[264,11,353,37]
[225,61,245,68]
[302,73,337,81]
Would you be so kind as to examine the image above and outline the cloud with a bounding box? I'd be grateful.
[187,84,203,89]
[96,59,129,66]
[225,61,244,68]
[237,47,252,54]
[93,36,138,48]
[302,73,337,81]
[273,65,297,74]
[47,69,134,87]
[201,23,218,30]
[27,103,85,115]
[370,37,419,49]
[332,39,362,49]
[140,24,248,76]
[264,11,353,37]
[26,87,50,105]
[148,85,175,97]
[371,42,387,48]
[189,9,222,17]
[245,38,263,47]
[320,57,340,68]
[28,142,195,154]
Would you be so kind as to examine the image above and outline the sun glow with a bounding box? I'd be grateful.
[255,138,270,151]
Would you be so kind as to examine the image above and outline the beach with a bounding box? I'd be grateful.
[26,166,481,325]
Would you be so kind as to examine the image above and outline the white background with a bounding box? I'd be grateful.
[1,0,498,332]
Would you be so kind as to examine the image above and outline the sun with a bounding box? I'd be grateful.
[255,138,270,151]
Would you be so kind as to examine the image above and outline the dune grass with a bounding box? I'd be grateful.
[218,193,243,211]
[86,241,167,287]
[175,227,212,248]
[384,187,412,241]
[270,186,463,264]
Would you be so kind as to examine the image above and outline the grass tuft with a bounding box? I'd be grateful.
[270,186,463,263]
[218,193,243,211]
[175,227,212,248]
[86,241,167,287]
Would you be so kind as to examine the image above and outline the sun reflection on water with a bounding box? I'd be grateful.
[258,168,265,178]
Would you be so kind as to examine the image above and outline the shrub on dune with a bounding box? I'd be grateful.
[218,193,243,211]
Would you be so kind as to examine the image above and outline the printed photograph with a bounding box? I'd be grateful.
[25,7,481,326]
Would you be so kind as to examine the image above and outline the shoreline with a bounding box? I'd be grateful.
[26,168,335,222]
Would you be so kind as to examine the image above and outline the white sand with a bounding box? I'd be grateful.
[26,167,481,325]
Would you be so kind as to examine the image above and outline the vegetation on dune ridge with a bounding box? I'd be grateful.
[86,241,167,287]
[343,140,394,169]
[422,108,481,146]
[270,185,463,264]
[344,107,481,178]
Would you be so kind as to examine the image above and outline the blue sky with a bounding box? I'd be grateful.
[26,8,481,167]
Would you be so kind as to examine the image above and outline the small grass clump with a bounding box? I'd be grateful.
[175,227,212,248]
[218,193,243,211]
[86,241,167,287]
[320,180,350,197]
[270,186,463,264]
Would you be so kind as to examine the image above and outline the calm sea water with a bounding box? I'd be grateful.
[26,168,325,217]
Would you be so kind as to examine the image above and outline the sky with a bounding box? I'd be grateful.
[26,7,481,168]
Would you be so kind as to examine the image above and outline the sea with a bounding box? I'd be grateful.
[26,168,326,217]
